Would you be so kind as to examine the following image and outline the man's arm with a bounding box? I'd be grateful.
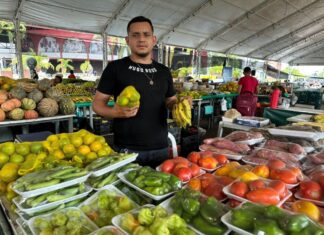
[238,85,242,94]
[254,85,259,94]
[92,91,138,119]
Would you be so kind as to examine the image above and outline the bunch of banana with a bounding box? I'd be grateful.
[313,114,324,123]
[172,99,191,128]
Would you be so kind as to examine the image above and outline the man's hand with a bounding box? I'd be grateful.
[113,104,139,118]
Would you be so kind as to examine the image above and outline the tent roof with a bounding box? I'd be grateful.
[2,0,324,65]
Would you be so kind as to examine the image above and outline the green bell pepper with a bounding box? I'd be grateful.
[254,219,285,235]
[168,175,181,190]
[161,182,172,194]
[231,209,258,231]
[192,215,227,235]
[144,186,165,195]
[143,176,163,187]
[125,170,137,182]
[200,197,228,225]
[280,214,309,233]
[145,172,171,181]
[133,175,146,188]
[138,166,153,175]
[181,198,200,216]
[264,205,285,219]
[291,223,324,235]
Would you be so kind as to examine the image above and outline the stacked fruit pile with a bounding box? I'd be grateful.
[172,99,191,128]
[0,76,17,91]
[0,79,76,122]
[218,81,239,94]
[55,83,94,102]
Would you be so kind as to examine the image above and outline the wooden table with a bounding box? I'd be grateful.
[0,115,74,134]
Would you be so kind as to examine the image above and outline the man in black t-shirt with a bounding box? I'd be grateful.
[93,16,185,168]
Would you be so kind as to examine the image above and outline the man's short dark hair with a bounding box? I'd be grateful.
[127,16,154,33]
[244,67,251,73]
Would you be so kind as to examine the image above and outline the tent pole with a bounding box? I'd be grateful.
[196,50,201,81]
[102,33,108,69]
[158,43,164,64]
[14,19,23,78]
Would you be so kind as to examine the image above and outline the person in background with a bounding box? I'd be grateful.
[31,69,39,81]
[53,74,63,86]
[238,67,259,95]
[251,69,256,76]
[68,70,76,79]
[93,16,191,168]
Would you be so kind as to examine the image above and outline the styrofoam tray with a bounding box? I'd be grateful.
[117,172,177,201]
[89,226,124,235]
[253,146,306,161]
[221,211,253,235]
[13,184,92,216]
[287,114,313,123]
[12,173,91,198]
[90,153,138,177]
[223,180,292,206]
[199,147,243,161]
[28,207,98,235]
[268,128,324,141]
[16,218,31,235]
[304,146,315,153]
[159,196,230,235]
[295,191,324,206]
[112,205,155,235]
[92,179,121,190]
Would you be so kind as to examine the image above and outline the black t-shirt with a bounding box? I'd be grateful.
[97,57,175,150]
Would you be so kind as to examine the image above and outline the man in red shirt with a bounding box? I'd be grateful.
[238,67,258,94]
[236,67,258,116]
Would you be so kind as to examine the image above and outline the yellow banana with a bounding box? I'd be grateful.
[178,103,191,128]
[180,99,192,124]
[172,104,182,127]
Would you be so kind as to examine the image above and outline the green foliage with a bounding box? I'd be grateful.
[11,49,54,71]
[56,59,74,74]
[0,20,26,43]
[80,60,93,74]
[209,66,223,75]
[283,67,305,77]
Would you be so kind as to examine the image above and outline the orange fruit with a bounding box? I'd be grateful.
[1,142,15,155]
[78,145,91,156]
[46,134,59,142]
[86,152,97,162]
[90,141,102,152]
[30,142,43,154]
[77,129,89,137]
[97,149,108,157]
[53,149,65,160]
[59,138,70,148]
[0,152,9,166]
[83,134,96,145]
[70,136,83,147]
[0,162,20,182]
[62,144,76,155]
[9,153,24,164]
[95,136,106,144]
[15,143,30,156]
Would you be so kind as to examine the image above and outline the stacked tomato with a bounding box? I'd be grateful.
[187,151,228,170]
[299,169,324,201]
[229,178,289,205]
[159,157,201,182]
[187,173,233,200]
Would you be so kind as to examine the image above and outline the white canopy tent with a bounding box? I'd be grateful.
[1,0,324,75]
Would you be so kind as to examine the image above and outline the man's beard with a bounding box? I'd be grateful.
[135,51,150,58]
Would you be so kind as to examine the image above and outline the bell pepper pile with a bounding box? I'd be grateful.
[170,188,229,235]
[230,202,324,235]
[125,166,181,195]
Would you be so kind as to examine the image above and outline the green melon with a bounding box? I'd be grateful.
[9,87,26,100]
[45,87,64,102]
[8,108,24,120]
[37,98,58,117]
[37,79,52,91]
[59,98,75,115]
[27,89,43,103]
[21,98,36,110]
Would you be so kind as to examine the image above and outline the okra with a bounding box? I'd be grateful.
[30,192,52,207]
[97,173,118,188]
[65,198,83,207]
[47,193,76,202]
[54,170,88,180]
[47,167,77,180]
[87,157,113,170]
[59,186,79,195]
[26,179,60,191]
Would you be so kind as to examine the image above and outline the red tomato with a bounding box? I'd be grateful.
[200,150,214,158]
[187,152,201,164]
[173,156,189,165]
[249,179,266,191]
[300,180,323,201]
[189,164,201,177]
[267,159,286,170]
[230,181,249,197]
[203,182,226,200]
[198,156,218,169]
[216,176,234,186]
[174,167,192,182]
[228,199,241,208]
[268,180,288,199]
[173,162,189,173]
[269,169,298,184]
[160,160,174,173]
[200,173,215,190]
[246,188,280,205]
[213,154,228,165]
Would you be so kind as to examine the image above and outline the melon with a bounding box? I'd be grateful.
[0,109,5,122]
[28,89,43,103]
[37,98,58,117]
[45,87,64,102]
[24,110,39,119]
[9,87,26,100]
[59,98,75,115]
[8,108,24,120]
[11,98,21,108]
[0,90,8,104]
[37,79,52,91]
[21,98,36,110]
[1,100,16,112]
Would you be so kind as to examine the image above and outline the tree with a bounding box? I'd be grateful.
[56,59,74,74]
[283,66,305,77]
[80,60,93,74]
[0,20,26,43]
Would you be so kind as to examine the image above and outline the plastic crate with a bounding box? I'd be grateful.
[168,126,181,144]
[15,131,53,143]
[93,116,112,135]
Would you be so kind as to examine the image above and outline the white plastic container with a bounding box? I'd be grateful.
[89,226,124,235]
[13,184,92,216]
[221,211,253,235]
[295,191,324,206]
[199,146,243,161]
[268,128,324,141]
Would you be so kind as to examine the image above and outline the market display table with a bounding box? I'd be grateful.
[0,115,74,134]
[264,107,324,126]
[217,121,254,137]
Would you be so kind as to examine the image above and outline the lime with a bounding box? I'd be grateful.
[30,142,43,154]
[117,96,129,106]
[0,152,9,166]
[1,142,15,155]
[15,143,30,156]
[10,153,24,164]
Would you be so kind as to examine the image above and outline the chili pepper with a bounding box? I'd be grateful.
[125,170,137,182]
[138,166,153,175]
[144,186,165,195]
[145,172,171,181]
[200,197,228,225]
[168,175,181,190]
[133,175,146,188]
[143,176,163,187]
[26,179,60,191]
[161,182,172,194]
[53,170,88,180]
[192,215,227,235]
[181,198,200,216]
[231,209,258,231]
